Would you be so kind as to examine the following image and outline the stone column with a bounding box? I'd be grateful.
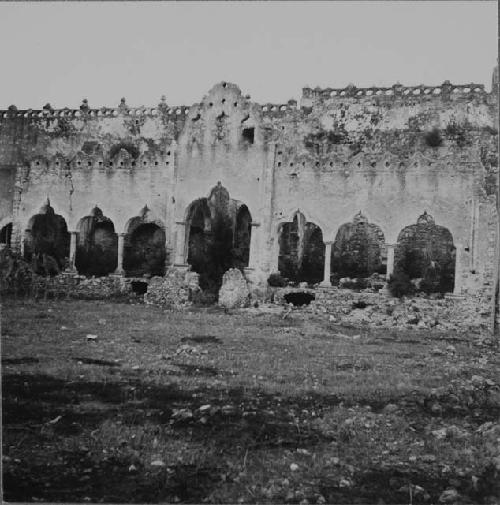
[247,222,261,269]
[174,221,188,266]
[67,231,78,271]
[385,244,396,280]
[453,242,463,295]
[115,233,126,275]
[320,242,333,287]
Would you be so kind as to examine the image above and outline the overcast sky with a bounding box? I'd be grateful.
[0,1,497,109]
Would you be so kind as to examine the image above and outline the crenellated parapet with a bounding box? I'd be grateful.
[302,81,488,104]
[0,104,192,121]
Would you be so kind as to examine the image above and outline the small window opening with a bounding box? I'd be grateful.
[242,127,255,144]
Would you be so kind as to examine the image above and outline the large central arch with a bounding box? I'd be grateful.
[185,183,252,293]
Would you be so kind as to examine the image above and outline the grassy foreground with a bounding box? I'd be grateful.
[1,299,500,504]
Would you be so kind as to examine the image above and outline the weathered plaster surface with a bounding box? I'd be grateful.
[0,77,498,304]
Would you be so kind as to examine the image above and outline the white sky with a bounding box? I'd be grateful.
[0,1,497,109]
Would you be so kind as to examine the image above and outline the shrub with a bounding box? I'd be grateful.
[267,272,287,287]
[387,271,415,298]
[424,128,443,148]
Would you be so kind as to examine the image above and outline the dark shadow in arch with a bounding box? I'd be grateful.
[75,207,117,277]
[186,183,252,293]
[124,219,166,277]
[395,211,456,293]
[332,212,386,279]
[278,211,325,285]
[24,202,69,276]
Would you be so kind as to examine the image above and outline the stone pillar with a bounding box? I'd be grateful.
[247,222,261,269]
[320,242,333,286]
[385,244,396,280]
[115,232,126,275]
[67,231,78,271]
[174,221,188,266]
[453,242,463,295]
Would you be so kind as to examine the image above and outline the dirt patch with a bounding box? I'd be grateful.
[72,357,121,367]
[2,357,40,365]
[3,450,224,503]
[171,363,221,377]
[180,335,222,344]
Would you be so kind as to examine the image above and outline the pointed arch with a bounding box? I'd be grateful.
[75,206,117,276]
[123,206,166,277]
[331,211,386,278]
[184,183,252,292]
[278,210,325,284]
[24,200,70,275]
[395,211,456,293]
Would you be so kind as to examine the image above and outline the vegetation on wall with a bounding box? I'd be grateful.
[424,128,443,148]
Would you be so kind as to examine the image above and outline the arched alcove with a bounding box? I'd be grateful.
[0,222,13,247]
[24,201,70,275]
[332,212,386,278]
[123,221,166,277]
[185,183,252,293]
[278,211,325,284]
[395,211,456,293]
[75,207,118,277]
[232,204,252,270]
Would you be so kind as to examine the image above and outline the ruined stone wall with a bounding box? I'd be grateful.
[0,78,498,310]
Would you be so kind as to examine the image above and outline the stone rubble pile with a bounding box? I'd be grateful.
[144,267,200,309]
[218,268,250,309]
[308,288,492,332]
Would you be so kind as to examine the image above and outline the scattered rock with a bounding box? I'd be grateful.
[290,463,299,472]
[439,488,460,503]
[86,334,98,341]
[150,460,166,467]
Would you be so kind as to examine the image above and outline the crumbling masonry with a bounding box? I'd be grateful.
[1,69,499,328]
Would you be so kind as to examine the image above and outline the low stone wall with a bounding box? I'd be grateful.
[144,267,200,309]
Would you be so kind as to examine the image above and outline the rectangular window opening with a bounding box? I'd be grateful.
[242,127,255,144]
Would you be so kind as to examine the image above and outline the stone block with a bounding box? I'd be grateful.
[218,268,250,309]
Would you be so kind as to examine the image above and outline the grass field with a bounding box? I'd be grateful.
[2,299,500,504]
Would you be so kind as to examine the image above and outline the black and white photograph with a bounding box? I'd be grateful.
[0,1,499,503]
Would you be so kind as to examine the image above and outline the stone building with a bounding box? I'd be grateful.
[0,70,498,321]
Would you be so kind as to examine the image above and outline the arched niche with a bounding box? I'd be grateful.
[123,209,166,277]
[185,183,252,293]
[0,222,13,247]
[232,204,252,270]
[395,211,456,293]
[75,207,118,277]
[278,211,325,285]
[332,211,386,278]
[24,200,70,275]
